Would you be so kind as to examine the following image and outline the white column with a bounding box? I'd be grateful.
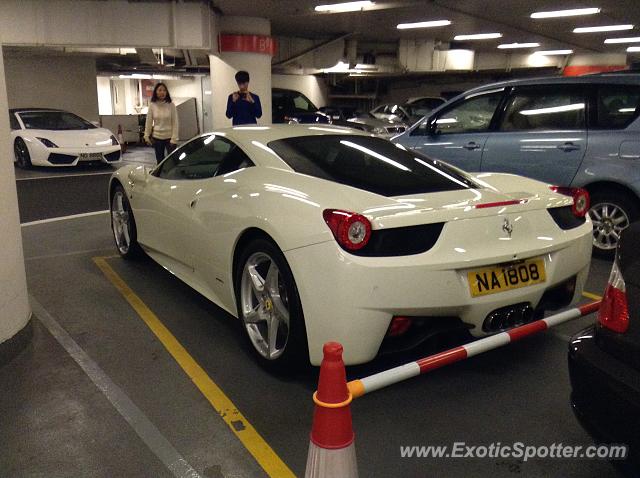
[0,44,31,352]
[209,17,273,129]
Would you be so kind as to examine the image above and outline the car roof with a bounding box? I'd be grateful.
[10,108,65,114]
[462,72,640,96]
[215,124,370,144]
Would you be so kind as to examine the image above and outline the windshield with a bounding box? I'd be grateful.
[273,91,317,113]
[267,135,477,197]
[17,111,96,130]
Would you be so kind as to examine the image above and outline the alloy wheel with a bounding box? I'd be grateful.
[240,252,291,360]
[589,202,630,251]
[111,190,131,254]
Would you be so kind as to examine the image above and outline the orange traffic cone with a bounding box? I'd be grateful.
[305,342,358,478]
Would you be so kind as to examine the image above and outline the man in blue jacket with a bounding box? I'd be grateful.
[226,70,262,126]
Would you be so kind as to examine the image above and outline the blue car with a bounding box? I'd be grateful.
[393,73,640,256]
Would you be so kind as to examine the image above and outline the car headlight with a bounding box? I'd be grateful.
[37,137,58,148]
[372,127,386,135]
[110,135,119,146]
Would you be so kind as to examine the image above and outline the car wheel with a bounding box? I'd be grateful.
[110,184,142,259]
[14,138,32,169]
[235,238,309,371]
[589,191,638,258]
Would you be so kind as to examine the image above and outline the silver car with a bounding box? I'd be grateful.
[393,73,640,256]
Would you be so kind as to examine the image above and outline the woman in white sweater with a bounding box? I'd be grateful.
[144,83,179,164]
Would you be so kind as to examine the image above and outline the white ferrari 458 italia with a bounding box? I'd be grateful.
[10,108,121,168]
[109,125,592,368]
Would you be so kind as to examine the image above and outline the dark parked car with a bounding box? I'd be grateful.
[569,221,640,472]
[272,88,330,124]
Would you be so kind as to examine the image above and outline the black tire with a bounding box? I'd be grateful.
[234,238,309,372]
[14,138,32,169]
[589,190,639,258]
[110,183,143,260]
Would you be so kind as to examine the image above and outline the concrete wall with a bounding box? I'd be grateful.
[165,78,203,133]
[96,76,113,116]
[0,0,215,49]
[272,74,329,108]
[0,45,31,350]
[4,54,99,121]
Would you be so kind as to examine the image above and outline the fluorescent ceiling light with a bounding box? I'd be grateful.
[323,60,351,72]
[454,33,502,41]
[397,20,451,30]
[574,24,634,33]
[531,7,600,19]
[354,63,378,70]
[605,36,640,43]
[533,49,574,55]
[119,73,152,79]
[628,46,640,52]
[315,1,373,12]
[519,103,584,115]
[498,42,540,49]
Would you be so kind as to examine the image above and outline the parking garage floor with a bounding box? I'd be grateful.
[3,152,628,477]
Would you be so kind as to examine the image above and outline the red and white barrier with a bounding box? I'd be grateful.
[348,301,601,399]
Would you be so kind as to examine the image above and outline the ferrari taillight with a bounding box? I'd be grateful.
[323,209,372,251]
[549,186,590,218]
[598,258,630,333]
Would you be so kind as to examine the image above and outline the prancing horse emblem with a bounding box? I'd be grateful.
[502,218,513,237]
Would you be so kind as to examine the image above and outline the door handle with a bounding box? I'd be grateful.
[557,142,580,152]
[463,141,481,151]
[189,198,199,208]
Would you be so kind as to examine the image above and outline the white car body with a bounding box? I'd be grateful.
[10,109,121,167]
[110,125,592,365]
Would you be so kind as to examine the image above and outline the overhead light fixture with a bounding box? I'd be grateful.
[628,46,640,52]
[323,60,351,73]
[605,36,640,44]
[397,20,451,30]
[354,63,379,70]
[119,73,152,79]
[315,1,374,13]
[533,49,574,55]
[498,42,540,49]
[574,25,634,33]
[454,33,502,41]
[531,7,600,19]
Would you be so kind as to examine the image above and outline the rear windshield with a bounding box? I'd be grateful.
[17,111,96,130]
[267,135,476,196]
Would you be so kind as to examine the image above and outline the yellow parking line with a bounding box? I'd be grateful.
[93,256,295,478]
[582,291,603,301]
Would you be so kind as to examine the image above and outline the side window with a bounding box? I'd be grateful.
[155,135,233,180]
[410,118,430,136]
[9,113,20,130]
[499,88,586,132]
[432,91,503,135]
[293,94,311,111]
[216,146,254,176]
[595,85,640,130]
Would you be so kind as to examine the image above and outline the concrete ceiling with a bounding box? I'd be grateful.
[212,0,640,53]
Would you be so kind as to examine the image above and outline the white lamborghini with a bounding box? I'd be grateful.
[10,108,121,168]
[109,125,592,367]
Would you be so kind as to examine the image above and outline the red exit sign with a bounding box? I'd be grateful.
[219,34,277,56]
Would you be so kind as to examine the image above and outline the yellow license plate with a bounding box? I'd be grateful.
[468,258,546,298]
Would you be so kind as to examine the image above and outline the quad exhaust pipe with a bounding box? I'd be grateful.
[483,303,535,332]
